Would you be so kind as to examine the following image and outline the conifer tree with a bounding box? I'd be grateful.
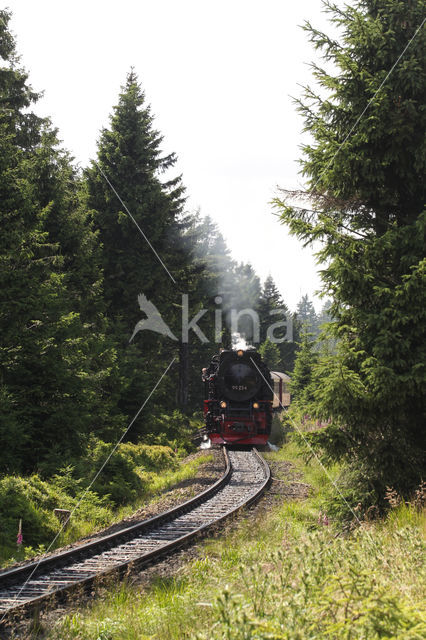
[259,338,281,370]
[85,71,186,433]
[290,331,319,407]
[258,275,284,338]
[178,214,235,409]
[275,0,426,504]
[86,70,185,323]
[258,276,297,371]
[0,10,118,471]
[295,294,318,334]
[317,300,332,329]
[227,263,261,345]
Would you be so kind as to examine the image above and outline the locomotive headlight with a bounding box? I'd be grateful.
[220,401,227,409]
[237,349,244,357]
[253,402,260,410]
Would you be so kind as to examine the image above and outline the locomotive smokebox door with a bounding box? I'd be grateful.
[217,350,262,402]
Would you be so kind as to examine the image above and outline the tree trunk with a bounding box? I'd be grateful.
[178,341,189,408]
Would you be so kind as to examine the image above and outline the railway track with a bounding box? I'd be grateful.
[0,447,270,626]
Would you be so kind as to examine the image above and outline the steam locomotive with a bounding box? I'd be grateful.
[202,348,274,445]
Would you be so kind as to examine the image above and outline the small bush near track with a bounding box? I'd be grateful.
[76,440,179,506]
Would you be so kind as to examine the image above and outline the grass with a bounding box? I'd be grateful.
[37,438,425,640]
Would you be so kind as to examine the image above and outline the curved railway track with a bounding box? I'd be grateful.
[0,447,270,626]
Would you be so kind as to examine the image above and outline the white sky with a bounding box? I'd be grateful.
[7,0,334,311]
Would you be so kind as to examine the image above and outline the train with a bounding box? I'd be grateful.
[202,348,290,445]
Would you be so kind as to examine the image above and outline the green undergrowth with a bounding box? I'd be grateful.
[42,438,425,640]
[0,443,211,568]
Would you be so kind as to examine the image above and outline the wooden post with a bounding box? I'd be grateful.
[54,509,71,529]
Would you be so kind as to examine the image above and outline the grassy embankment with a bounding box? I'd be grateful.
[0,441,212,568]
[43,438,425,640]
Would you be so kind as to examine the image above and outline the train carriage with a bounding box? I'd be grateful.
[270,371,291,409]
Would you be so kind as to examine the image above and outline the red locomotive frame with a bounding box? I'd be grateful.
[203,399,271,445]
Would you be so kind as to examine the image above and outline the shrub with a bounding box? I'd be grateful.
[119,442,178,471]
[146,410,196,453]
[0,475,68,549]
[269,414,285,446]
[76,439,146,506]
[73,439,180,506]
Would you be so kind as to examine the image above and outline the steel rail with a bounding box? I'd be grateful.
[0,447,270,626]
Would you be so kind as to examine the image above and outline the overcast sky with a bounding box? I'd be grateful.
[7,0,336,311]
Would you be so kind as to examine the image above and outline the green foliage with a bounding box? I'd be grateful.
[208,531,425,639]
[295,293,318,332]
[258,275,298,371]
[0,443,206,565]
[0,10,121,472]
[83,70,186,431]
[0,15,206,477]
[274,0,426,504]
[0,475,65,549]
[0,473,109,557]
[83,70,244,422]
[74,439,179,506]
[118,442,178,471]
[258,337,281,370]
[85,69,185,324]
[145,410,196,453]
[79,440,146,506]
[290,330,319,406]
[1,9,274,477]
[269,413,286,445]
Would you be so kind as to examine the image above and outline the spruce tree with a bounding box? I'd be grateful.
[259,338,281,370]
[258,276,297,371]
[0,10,118,471]
[275,0,426,505]
[290,331,319,407]
[177,213,235,409]
[85,71,186,434]
[86,70,185,322]
[228,263,261,345]
[295,294,318,334]
[258,275,284,338]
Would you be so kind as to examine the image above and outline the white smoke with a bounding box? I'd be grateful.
[232,332,249,350]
